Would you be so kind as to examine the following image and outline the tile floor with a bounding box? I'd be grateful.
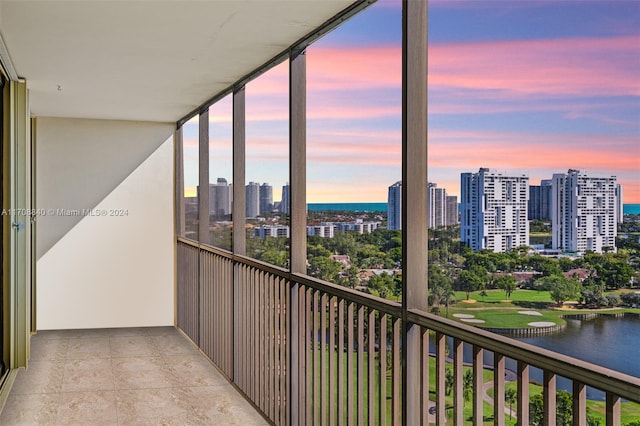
[0,327,268,425]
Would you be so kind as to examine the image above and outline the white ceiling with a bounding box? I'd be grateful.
[0,0,357,123]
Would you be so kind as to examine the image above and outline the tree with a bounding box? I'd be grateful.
[535,275,581,305]
[308,256,341,282]
[458,265,488,300]
[621,292,640,306]
[556,390,573,426]
[369,272,395,299]
[463,369,473,406]
[505,388,517,421]
[495,275,517,300]
[595,255,634,289]
[445,367,454,396]
[429,266,454,309]
[530,390,573,426]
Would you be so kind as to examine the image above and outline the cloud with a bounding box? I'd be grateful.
[307,45,401,91]
[430,36,640,96]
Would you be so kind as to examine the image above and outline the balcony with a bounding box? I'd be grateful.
[0,0,637,425]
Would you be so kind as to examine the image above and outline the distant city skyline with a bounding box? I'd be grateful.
[182,0,639,204]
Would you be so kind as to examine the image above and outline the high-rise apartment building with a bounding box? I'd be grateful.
[246,182,260,218]
[445,195,459,226]
[280,184,290,214]
[551,170,617,254]
[428,183,446,229]
[615,184,623,224]
[528,179,552,220]
[388,181,458,230]
[387,181,402,230]
[209,178,232,217]
[460,168,529,252]
[260,183,273,214]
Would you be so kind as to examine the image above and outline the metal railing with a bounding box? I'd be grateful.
[177,237,640,425]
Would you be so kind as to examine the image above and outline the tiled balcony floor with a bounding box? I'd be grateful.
[0,327,267,425]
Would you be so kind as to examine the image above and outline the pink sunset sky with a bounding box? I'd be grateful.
[183,0,640,204]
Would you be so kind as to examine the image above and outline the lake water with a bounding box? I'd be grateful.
[445,315,639,400]
[512,315,639,400]
[515,315,640,379]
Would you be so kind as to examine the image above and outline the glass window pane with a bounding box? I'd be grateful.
[245,61,290,268]
[306,0,402,298]
[208,95,233,250]
[182,116,199,240]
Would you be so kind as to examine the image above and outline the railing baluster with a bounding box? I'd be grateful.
[516,361,529,426]
[436,332,446,426]
[494,352,505,426]
[268,274,275,420]
[606,393,621,426]
[259,271,265,412]
[281,278,288,425]
[543,370,557,426]
[329,295,337,426]
[321,292,328,426]
[368,309,376,426]
[240,264,245,390]
[306,287,313,425]
[573,381,586,426]
[422,328,429,425]
[347,301,355,426]
[392,318,401,426]
[338,299,345,426]
[357,305,365,426]
[453,338,464,426]
[473,345,483,426]
[314,290,320,426]
[379,314,387,426]
[299,285,308,425]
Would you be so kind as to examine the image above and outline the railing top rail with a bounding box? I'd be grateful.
[407,308,640,402]
[177,237,403,318]
[233,253,290,277]
[177,236,200,248]
[292,272,403,318]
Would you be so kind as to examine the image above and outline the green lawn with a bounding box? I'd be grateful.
[454,289,554,305]
[466,309,562,329]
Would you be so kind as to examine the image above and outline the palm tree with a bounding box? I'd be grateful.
[463,369,473,406]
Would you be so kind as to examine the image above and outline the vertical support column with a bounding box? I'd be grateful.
[232,86,246,385]
[401,0,428,425]
[289,48,306,425]
[197,109,209,348]
[198,109,210,243]
[175,126,185,237]
[289,48,306,275]
[233,87,246,256]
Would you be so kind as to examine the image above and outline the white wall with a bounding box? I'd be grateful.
[35,117,175,330]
